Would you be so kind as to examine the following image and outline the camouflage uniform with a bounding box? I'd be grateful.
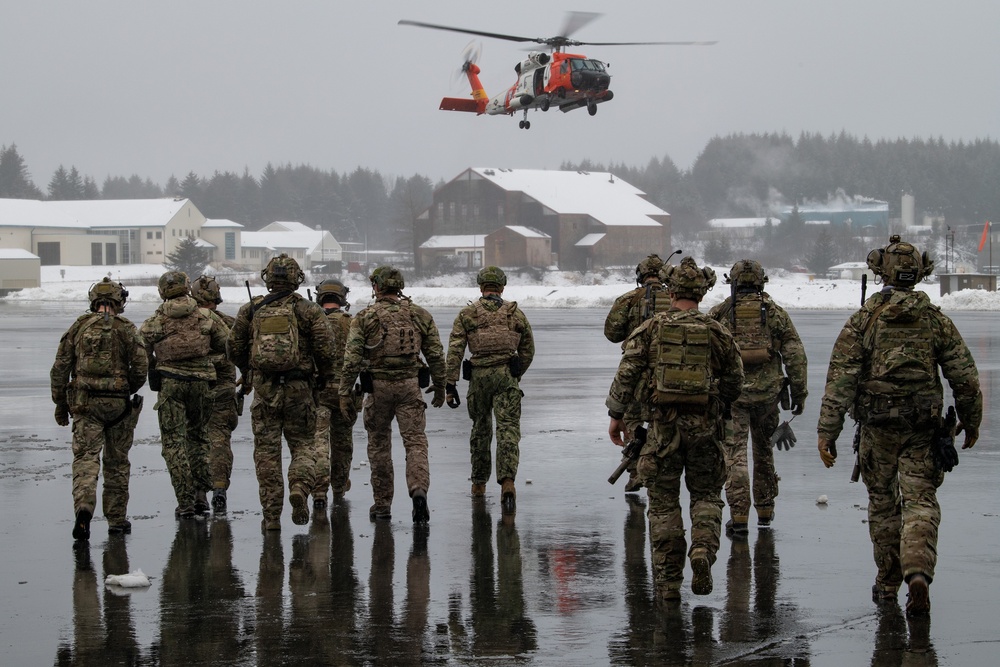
[818,285,981,599]
[605,255,674,490]
[339,271,445,518]
[227,257,336,528]
[312,300,356,502]
[606,258,744,600]
[50,279,147,537]
[142,277,230,516]
[191,276,239,499]
[446,292,534,490]
[709,262,807,528]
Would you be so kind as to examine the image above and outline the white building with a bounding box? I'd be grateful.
[240,221,342,271]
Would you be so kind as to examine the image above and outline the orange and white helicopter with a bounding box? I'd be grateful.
[399,12,715,129]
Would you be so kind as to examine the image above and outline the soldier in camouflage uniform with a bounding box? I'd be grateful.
[311,279,357,508]
[141,271,230,519]
[818,236,982,616]
[338,266,446,524]
[191,275,238,512]
[604,254,673,493]
[708,259,807,534]
[606,257,743,604]
[445,266,534,509]
[51,278,147,540]
[227,254,337,530]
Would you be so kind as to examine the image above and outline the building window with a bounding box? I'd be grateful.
[225,232,235,261]
[146,232,153,240]
[172,229,176,237]
[156,231,162,239]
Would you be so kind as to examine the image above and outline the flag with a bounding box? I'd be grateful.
[978,221,991,253]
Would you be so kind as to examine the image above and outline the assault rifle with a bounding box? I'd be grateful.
[849,273,868,483]
[932,406,960,473]
[608,426,648,485]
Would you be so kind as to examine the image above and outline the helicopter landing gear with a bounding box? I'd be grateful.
[519,109,531,129]
[587,98,598,116]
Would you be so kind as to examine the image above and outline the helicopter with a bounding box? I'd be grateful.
[399,12,715,129]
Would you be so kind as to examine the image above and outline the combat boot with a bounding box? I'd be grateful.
[194,490,210,515]
[72,508,92,541]
[211,488,227,511]
[332,480,351,497]
[906,574,930,616]
[175,505,195,520]
[872,583,899,604]
[655,585,681,608]
[108,520,132,535]
[757,508,774,528]
[412,489,430,524]
[690,548,713,595]
[369,504,391,521]
[725,516,749,536]
[261,517,281,531]
[471,482,486,497]
[289,487,310,525]
[501,478,516,510]
[624,471,643,493]
[313,495,328,510]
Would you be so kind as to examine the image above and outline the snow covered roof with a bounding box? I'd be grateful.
[504,225,550,239]
[203,218,243,229]
[708,218,776,228]
[241,230,321,252]
[261,221,315,233]
[193,238,215,249]
[0,248,39,259]
[828,262,869,270]
[0,197,191,229]
[419,235,486,249]
[575,233,606,247]
[467,168,667,227]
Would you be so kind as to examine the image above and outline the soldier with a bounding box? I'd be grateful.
[708,259,807,534]
[605,257,744,604]
[311,278,357,508]
[227,253,337,530]
[338,266,446,524]
[445,266,534,508]
[51,278,147,540]
[190,275,238,511]
[818,236,981,616]
[141,271,230,519]
[604,254,672,493]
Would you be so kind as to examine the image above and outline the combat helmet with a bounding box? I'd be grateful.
[866,235,933,287]
[88,277,129,313]
[635,254,665,285]
[261,253,305,291]
[315,278,350,306]
[725,259,768,292]
[191,275,223,305]
[477,266,507,290]
[158,271,190,300]
[661,257,716,300]
[370,265,404,293]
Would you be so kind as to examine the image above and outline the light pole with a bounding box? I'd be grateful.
[316,224,325,276]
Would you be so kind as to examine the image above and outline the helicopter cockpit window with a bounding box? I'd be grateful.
[570,59,606,72]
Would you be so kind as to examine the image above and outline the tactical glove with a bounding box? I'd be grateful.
[339,394,358,426]
[55,402,70,427]
[818,438,837,468]
[932,439,960,472]
[955,422,979,449]
[771,420,797,451]
[790,395,806,415]
[446,383,461,409]
[425,385,445,409]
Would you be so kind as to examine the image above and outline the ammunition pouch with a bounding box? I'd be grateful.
[148,368,162,392]
[359,370,374,394]
[418,366,431,389]
[508,356,522,378]
[740,348,771,366]
[859,393,941,427]
[462,359,473,381]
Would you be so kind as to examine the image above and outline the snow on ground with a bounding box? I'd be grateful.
[4,263,1000,311]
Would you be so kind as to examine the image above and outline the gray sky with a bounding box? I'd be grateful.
[3,1,998,189]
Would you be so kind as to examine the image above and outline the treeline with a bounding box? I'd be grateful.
[4,132,999,258]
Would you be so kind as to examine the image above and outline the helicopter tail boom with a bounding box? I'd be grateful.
[441,61,488,114]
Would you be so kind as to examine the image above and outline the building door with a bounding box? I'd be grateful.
[37,242,60,266]
[105,243,117,265]
[91,243,102,265]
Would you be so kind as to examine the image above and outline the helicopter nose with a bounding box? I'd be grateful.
[571,70,611,91]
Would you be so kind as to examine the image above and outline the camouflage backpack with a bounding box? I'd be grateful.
[862,291,937,400]
[250,294,302,373]
[368,301,421,369]
[74,315,131,393]
[650,312,713,406]
[730,295,772,366]
[468,300,521,355]
[150,310,213,363]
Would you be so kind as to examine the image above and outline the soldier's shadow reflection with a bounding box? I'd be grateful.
[449,501,537,660]
[155,518,249,664]
[56,538,143,666]
[871,603,938,666]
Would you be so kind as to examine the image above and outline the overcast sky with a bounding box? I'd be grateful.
[3,1,998,189]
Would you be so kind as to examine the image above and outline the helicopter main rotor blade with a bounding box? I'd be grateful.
[577,40,718,46]
[559,11,602,39]
[399,19,541,45]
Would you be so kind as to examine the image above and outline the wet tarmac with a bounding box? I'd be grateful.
[1,303,997,665]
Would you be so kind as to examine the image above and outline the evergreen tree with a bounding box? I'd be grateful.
[704,236,731,266]
[806,228,838,275]
[164,236,212,277]
[0,144,42,198]
[48,165,73,199]
[179,171,203,204]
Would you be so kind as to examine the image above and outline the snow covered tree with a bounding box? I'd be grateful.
[164,236,211,277]
[806,228,838,275]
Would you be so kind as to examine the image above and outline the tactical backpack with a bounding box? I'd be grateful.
[651,315,713,406]
[468,300,521,356]
[150,310,212,363]
[250,293,302,373]
[367,301,421,369]
[730,295,772,366]
[74,315,131,393]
